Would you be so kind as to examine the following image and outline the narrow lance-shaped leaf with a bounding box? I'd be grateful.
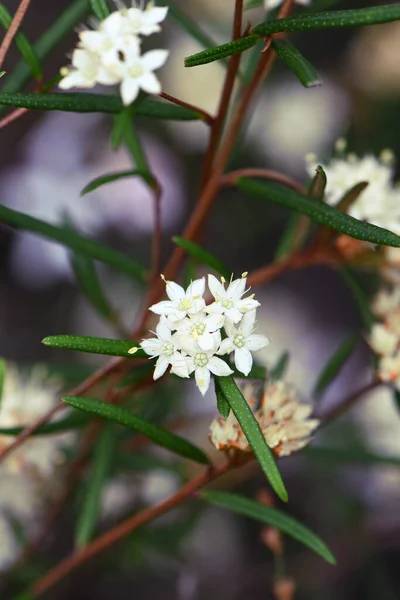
[89,0,110,20]
[0,92,203,120]
[313,334,358,397]
[252,4,400,36]
[237,178,400,248]
[0,203,147,281]
[111,101,147,150]
[76,423,115,548]
[81,170,154,196]
[217,376,288,502]
[42,334,147,358]
[63,396,210,465]
[122,122,151,174]
[203,491,336,564]
[173,237,231,280]
[272,39,321,88]
[185,35,260,67]
[215,378,230,419]
[0,4,41,79]
[0,358,6,409]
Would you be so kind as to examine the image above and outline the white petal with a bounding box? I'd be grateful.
[195,367,211,396]
[225,308,243,323]
[207,357,234,377]
[139,71,161,95]
[236,298,260,312]
[239,310,257,336]
[186,277,205,299]
[79,30,106,53]
[155,321,172,342]
[146,6,168,24]
[165,280,185,303]
[206,302,224,315]
[96,66,121,85]
[234,347,253,376]
[170,353,190,378]
[246,334,270,352]
[178,335,199,356]
[208,274,225,299]
[154,356,169,379]
[198,332,216,352]
[102,10,126,35]
[227,277,246,300]
[59,70,95,89]
[205,313,224,332]
[149,300,176,315]
[223,318,236,337]
[72,48,97,71]
[140,338,163,356]
[188,297,206,314]
[120,77,140,105]
[141,49,169,71]
[217,338,234,355]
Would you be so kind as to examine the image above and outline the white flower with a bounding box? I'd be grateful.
[175,311,224,352]
[79,11,138,59]
[58,48,119,89]
[207,274,260,324]
[369,323,398,357]
[372,286,400,319]
[180,332,233,396]
[149,277,206,321]
[126,2,168,36]
[218,311,270,376]
[264,0,310,10]
[140,318,188,380]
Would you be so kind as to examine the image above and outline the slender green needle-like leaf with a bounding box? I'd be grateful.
[314,334,358,397]
[70,252,115,321]
[89,0,110,20]
[0,203,147,280]
[42,335,146,358]
[215,378,230,419]
[121,122,151,174]
[0,411,89,436]
[173,237,231,280]
[217,376,288,502]
[252,4,400,36]
[76,423,115,548]
[203,491,336,564]
[0,358,6,409]
[166,1,217,50]
[237,178,400,247]
[338,268,374,330]
[305,445,400,468]
[271,352,289,380]
[185,35,260,67]
[1,0,89,96]
[0,4,41,78]
[63,396,210,464]
[111,100,148,149]
[81,169,154,196]
[0,92,202,120]
[272,39,321,88]
[336,182,369,214]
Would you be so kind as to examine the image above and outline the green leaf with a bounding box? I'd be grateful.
[272,39,321,88]
[76,423,115,548]
[111,101,148,150]
[166,1,218,50]
[173,237,231,280]
[70,252,115,321]
[89,0,110,20]
[252,4,400,36]
[0,203,147,281]
[0,411,89,436]
[81,169,153,195]
[0,358,6,409]
[394,389,400,413]
[203,491,335,564]
[216,376,288,502]
[0,92,203,120]
[338,268,374,330]
[121,122,151,173]
[0,4,42,79]
[237,178,400,247]
[185,35,260,67]
[63,396,210,464]
[314,334,358,397]
[1,0,89,96]
[309,165,327,200]
[215,378,230,419]
[305,445,400,468]
[271,352,289,380]
[42,334,146,358]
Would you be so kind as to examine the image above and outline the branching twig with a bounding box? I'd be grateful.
[0,0,32,69]
[221,168,307,195]
[159,92,214,126]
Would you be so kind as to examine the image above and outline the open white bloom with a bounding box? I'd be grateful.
[125,1,168,36]
[370,323,399,356]
[150,277,206,321]
[207,274,260,324]
[141,318,188,380]
[176,312,224,352]
[264,0,310,11]
[369,286,400,389]
[218,311,270,376]
[59,47,119,90]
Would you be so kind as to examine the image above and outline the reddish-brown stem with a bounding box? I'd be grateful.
[0,0,32,69]
[0,107,28,129]
[159,92,214,126]
[221,168,307,195]
[319,380,384,425]
[200,0,244,188]
[31,461,232,597]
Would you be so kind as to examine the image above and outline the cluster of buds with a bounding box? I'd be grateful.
[59,1,169,106]
[209,380,319,457]
[139,273,270,396]
[370,287,400,389]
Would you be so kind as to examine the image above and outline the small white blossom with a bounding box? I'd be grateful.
[59,48,119,90]
[218,311,270,376]
[180,331,234,396]
[369,285,400,389]
[175,311,224,352]
[125,2,168,36]
[369,323,398,357]
[150,277,206,321]
[207,274,260,323]
[140,318,188,380]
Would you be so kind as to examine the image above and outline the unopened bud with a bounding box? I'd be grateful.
[261,526,283,556]
[335,137,347,153]
[128,346,139,355]
[273,577,296,600]
[256,489,275,507]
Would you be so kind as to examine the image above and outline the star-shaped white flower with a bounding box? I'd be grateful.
[217,310,270,376]
[79,11,139,59]
[149,277,206,321]
[126,1,169,36]
[140,318,188,380]
[59,48,120,90]
[207,274,260,324]
[175,311,224,352]
[180,331,233,396]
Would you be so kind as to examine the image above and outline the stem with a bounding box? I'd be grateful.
[221,168,306,195]
[319,380,383,425]
[0,106,27,128]
[0,0,32,69]
[159,92,214,126]
[31,461,232,597]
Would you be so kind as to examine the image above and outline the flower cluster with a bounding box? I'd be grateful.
[139,274,270,396]
[306,143,400,235]
[210,380,319,457]
[59,1,169,106]
[370,286,400,389]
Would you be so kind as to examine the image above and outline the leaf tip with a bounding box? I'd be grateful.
[41,337,51,346]
[306,79,322,88]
